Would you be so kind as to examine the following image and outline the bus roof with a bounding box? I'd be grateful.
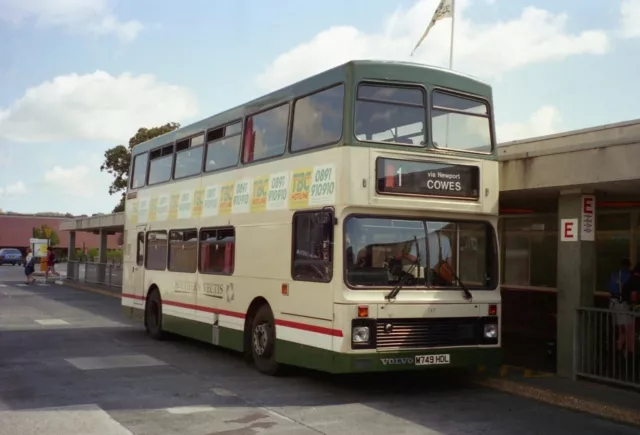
[131,60,492,156]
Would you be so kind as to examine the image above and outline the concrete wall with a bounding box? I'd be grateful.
[499,119,640,192]
[58,213,125,232]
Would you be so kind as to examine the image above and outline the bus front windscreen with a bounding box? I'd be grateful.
[344,217,497,290]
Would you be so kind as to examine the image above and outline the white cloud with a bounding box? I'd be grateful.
[0,181,28,197]
[620,0,640,38]
[45,165,90,184]
[0,147,12,168]
[0,0,143,42]
[0,71,198,143]
[497,105,563,143]
[255,0,609,92]
[43,153,112,200]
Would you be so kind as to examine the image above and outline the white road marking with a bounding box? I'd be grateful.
[165,405,216,414]
[35,319,69,326]
[211,387,237,397]
[65,354,167,370]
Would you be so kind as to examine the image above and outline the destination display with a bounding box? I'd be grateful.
[376,158,480,199]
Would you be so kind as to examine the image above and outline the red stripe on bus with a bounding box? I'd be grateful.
[121,293,343,337]
[275,319,343,337]
[122,293,145,301]
[163,299,246,319]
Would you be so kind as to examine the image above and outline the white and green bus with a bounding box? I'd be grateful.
[121,60,501,375]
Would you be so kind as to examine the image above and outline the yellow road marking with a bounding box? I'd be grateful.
[475,377,640,427]
[61,281,121,299]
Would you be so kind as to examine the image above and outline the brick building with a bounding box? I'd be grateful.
[0,213,120,253]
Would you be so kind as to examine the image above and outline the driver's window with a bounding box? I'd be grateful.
[291,210,334,282]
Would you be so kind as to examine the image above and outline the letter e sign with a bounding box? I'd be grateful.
[560,218,579,242]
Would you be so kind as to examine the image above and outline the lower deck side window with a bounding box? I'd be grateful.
[199,227,235,274]
[169,229,198,273]
[146,230,168,271]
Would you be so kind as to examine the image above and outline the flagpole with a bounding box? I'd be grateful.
[449,0,455,69]
[445,0,455,149]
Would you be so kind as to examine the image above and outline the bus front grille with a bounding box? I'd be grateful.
[375,317,483,350]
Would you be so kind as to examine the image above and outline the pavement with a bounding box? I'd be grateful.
[1,265,640,435]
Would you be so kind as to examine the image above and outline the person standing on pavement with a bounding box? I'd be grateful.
[619,262,640,354]
[24,247,36,284]
[607,259,633,353]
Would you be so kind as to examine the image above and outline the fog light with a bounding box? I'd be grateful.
[352,326,370,343]
[484,324,498,339]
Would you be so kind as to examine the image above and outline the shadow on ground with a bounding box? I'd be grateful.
[1,284,637,434]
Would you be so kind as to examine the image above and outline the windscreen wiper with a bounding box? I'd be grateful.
[443,265,473,301]
[385,236,421,301]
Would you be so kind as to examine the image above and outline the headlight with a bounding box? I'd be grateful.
[352,326,370,343]
[484,324,498,339]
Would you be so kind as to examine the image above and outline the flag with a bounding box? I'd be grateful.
[410,0,454,56]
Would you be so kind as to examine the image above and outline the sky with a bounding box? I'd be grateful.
[0,0,639,215]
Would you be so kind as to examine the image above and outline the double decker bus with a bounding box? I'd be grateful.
[121,60,501,375]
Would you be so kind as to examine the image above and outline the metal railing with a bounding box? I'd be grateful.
[66,260,123,288]
[575,306,640,388]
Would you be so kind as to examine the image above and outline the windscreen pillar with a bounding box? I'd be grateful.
[556,189,596,378]
[67,231,76,279]
[98,229,108,285]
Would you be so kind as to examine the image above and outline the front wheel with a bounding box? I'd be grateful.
[144,290,165,340]
[251,305,280,375]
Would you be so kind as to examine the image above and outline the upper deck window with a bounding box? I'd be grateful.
[174,133,205,179]
[205,121,241,173]
[148,144,174,185]
[242,103,290,163]
[130,152,148,189]
[355,84,426,146]
[291,84,345,152]
[431,91,492,153]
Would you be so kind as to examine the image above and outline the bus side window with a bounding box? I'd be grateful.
[291,210,334,283]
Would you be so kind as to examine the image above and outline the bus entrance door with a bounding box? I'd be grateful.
[133,226,147,309]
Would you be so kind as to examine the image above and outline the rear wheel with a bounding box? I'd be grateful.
[250,304,280,375]
[144,290,165,340]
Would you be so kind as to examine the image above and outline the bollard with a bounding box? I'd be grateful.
[40,257,48,272]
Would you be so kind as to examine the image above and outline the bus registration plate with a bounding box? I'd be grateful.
[415,354,450,366]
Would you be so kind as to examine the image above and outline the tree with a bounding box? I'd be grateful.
[33,224,60,246]
[101,122,180,212]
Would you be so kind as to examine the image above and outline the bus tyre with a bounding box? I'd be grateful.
[251,305,279,375]
[145,290,165,340]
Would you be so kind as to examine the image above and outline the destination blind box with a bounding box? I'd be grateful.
[375,157,480,200]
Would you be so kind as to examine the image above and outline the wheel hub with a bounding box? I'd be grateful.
[253,323,269,356]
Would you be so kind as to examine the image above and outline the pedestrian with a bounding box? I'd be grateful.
[24,247,36,284]
[44,247,59,280]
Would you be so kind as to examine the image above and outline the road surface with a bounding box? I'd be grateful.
[0,265,637,435]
